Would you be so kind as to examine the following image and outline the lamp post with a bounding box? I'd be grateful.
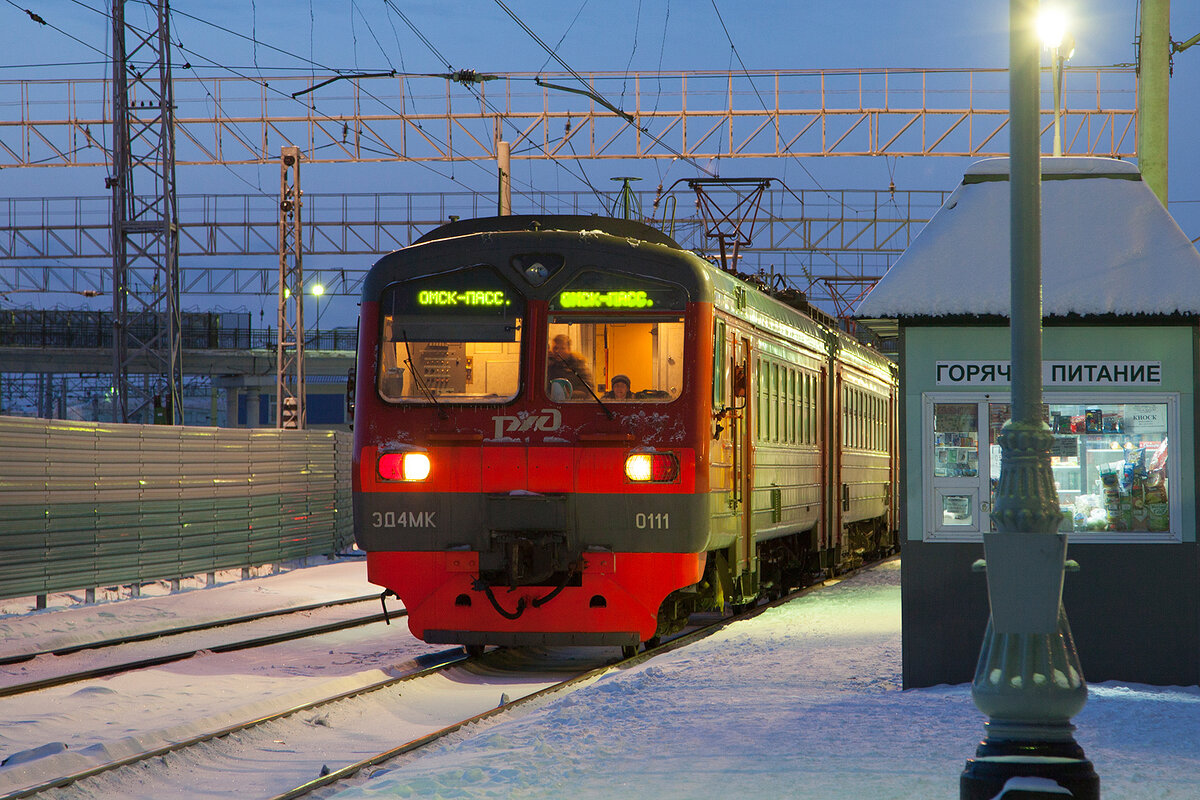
[1038,7,1075,156]
[959,2,1098,798]
[310,281,326,346]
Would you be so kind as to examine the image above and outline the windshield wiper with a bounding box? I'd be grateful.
[401,329,448,420]
[551,352,613,420]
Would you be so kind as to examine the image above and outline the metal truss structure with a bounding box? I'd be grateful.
[276,147,305,429]
[0,68,1136,168]
[109,0,181,425]
[0,186,949,310]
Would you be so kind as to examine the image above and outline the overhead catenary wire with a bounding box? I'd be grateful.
[149,2,512,201]
[381,0,606,207]
[708,0,853,210]
[6,0,109,59]
[37,0,502,211]
[493,0,716,178]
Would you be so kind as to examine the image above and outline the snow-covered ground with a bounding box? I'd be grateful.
[1,557,1197,799]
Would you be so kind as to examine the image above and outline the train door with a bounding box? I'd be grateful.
[729,336,754,574]
[825,358,844,571]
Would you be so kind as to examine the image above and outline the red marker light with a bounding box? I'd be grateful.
[624,452,679,483]
[378,451,431,481]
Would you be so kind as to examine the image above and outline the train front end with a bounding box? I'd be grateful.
[352,217,714,650]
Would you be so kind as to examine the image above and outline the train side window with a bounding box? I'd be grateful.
[844,388,854,448]
[841,387,848,446]
[877,396,884,450]
[847,388,854,447]
[777,364,783,442]
[807,373,816,444]
[770,362,778,442]
[755,358,763,441]
[801,374,811,448]
[800,372,807,444]
[792,370,799,444]
[870,395,877,450]
[856,390,863,448]
[783,369,790,443]
[771,362,779,442]
[802,372,809,444]
[850,389,857,448]
[713,320,726,407]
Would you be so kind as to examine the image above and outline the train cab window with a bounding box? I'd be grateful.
[376,267,524,404]
[546,270,687,403]
[546,318,684,402]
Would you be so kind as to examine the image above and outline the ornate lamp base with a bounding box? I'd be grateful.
[961,732,1099,799]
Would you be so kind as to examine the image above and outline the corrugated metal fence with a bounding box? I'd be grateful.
[0,416,355,600]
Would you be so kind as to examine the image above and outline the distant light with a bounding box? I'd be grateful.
[1037,7,1068,50]
[311,283,326,297]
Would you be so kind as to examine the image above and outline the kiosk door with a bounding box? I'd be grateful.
[925,398,994,536]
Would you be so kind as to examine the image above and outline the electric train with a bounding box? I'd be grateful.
[351,215,897,655]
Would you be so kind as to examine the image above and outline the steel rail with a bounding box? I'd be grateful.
[0,593,380,667]
[270,556,897,799]
[0,607,399,699]
[0,647,467,800]
[0,554,896,799]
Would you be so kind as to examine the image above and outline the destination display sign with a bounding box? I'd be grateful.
[417,290,511,308]
[557,290,656,309]
[550,270,687,311]
[386,265,523,318]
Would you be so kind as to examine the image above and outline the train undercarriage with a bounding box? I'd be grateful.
[648,515,897,647]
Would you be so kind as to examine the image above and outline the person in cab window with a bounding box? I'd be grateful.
[603,374,632,400]
[547,334,594,396]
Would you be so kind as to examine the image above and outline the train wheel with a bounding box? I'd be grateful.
[465,644,485,658]
[621,645,639,659]
[645,636,661,650]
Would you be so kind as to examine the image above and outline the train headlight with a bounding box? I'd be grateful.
[378,450,431,482]
[624,452,679,483]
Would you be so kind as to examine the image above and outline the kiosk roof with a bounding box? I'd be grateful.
[855,157,1200,320]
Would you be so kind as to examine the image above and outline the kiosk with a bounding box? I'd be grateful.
[856,157,1200,688]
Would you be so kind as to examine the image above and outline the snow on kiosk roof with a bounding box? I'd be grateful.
[854,157,1200,320]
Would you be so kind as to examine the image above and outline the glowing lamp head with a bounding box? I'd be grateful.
[378,450,431,481]
[624,452,680,483]
[1037,7,1068,50]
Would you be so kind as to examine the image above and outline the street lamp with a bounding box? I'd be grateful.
[1038,6,1075,156]
[310,281,326,344]
[959,2,1098,798]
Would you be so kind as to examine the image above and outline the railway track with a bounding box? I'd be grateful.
[0,596,394,698]
[0,613,716,799]
[0,559,889,799]
[277,558,894,799]
[0,594,381,667]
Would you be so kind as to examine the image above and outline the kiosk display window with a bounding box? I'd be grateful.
[924,394,1178,542]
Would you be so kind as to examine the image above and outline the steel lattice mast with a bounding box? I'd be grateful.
[276,146,305,430]
[109,0,181,424]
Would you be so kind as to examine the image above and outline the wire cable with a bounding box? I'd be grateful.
[5,0,109,58]
[380,0,605,205]
[708,0,853,207]
[493,0,715,178]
